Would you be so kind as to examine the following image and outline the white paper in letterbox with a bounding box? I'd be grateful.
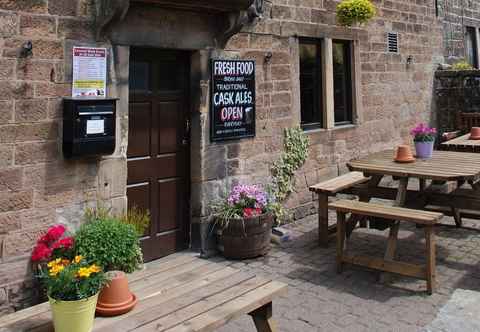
[86,119,105,135]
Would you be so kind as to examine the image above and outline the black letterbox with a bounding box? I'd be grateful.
[63,97,117,158]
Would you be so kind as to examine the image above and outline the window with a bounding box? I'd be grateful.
[333,40,353,125]
[466,26,478,69]
[299,38,354,129]
[299,40,322,129]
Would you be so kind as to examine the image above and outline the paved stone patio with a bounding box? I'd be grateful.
[214,213,480,332]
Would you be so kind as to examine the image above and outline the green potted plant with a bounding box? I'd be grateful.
[336,0,376,27]
[214,184,275,259]
[75,206,148,316]
[32,225,106,332]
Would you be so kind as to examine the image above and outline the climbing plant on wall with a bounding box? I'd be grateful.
[270,127,309,223]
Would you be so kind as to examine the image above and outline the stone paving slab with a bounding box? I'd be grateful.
[214,212,480,332]
[423,289,480,332]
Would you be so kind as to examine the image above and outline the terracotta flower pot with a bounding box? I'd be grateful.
[394,145,415,163]
[470,127,480,140]
[96,271,137,316]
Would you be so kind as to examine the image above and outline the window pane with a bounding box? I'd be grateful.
[129,61,150,92]
[299,42,322,128]
[333,41,353,124]
[466,27,478,69]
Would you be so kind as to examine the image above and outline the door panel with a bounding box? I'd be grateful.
[128,102,152,158]
[128,48,190,262]
[158,101,180,153]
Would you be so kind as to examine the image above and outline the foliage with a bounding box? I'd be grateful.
[410,123,437,142]
[75,210,143,273]
[270,127,309,222]
[214,184,274,229]
[39,255,106,301]
[85,203,150,236]
[31,225,75,263]
[118,206,151,236]
[336,0,376,27]
[451,60,474,70]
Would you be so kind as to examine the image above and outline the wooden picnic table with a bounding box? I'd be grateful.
[0,253,287,332]
[344,150,480,283]
[441,133,480,152]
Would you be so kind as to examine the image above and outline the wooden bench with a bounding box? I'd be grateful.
[0,253,287,332]
[329,200,443,294]
[309,172,369,247]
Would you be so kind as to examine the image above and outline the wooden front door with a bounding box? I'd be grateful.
[127,48,190,262]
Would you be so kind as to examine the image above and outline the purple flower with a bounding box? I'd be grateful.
[410,123,436,142]
[227,184,267,209]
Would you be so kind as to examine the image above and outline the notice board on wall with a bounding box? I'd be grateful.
[72,47,107,98]
[210,60,256,142]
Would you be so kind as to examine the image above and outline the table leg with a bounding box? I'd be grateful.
[249,302,277,332]
[318,193,329,248]
[337,211,346,274]
[425,225,436,294]
[346,175,383,237]
[381,177,409,283]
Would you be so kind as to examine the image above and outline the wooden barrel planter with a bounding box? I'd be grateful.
[217,213,273,260]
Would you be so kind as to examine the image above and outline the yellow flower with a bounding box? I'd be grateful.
[77,267,93,278]
[49,264,65,277]
[89,264,101,273]
[47,258,62,268]
[73,255,83,264]
[61,259,70,266]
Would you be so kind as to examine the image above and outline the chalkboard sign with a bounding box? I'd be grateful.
[211,60,256,141]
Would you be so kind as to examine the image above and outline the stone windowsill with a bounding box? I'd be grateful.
[303,124,357,134]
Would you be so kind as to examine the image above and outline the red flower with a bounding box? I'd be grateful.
[51,237,74,250]
[243,208,262,218]
[47,225,66,242]
[31,243,53,262]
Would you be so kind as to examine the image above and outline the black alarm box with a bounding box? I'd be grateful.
[63,97,117,158]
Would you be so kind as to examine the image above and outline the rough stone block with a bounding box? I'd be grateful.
[3,39,63,60]
[98,158,127,199]
[0,81,33,99]
[34,82,71,98]
[0,190,33,213]
[20,15,56,37]
[17,59,56,82]
[271,65,291,80]
[0,12,18,37]
[15,99,48,122]
[0,0,47,13]
[15,122,59,142]
[0,101,13,124]
[15,141,58,165]
[48,0,78,16]
[0,59,15,80]
[0,168,23,192]
[57,18,95,40]
[0,145,13,168]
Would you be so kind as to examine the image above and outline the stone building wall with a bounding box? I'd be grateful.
[0,1,127,313]
[437,0,480,62]
[0,0,445,313]
[197,0,444,224]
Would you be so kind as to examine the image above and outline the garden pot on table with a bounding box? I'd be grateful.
[49,293,98,332]
[96,271,137,316]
